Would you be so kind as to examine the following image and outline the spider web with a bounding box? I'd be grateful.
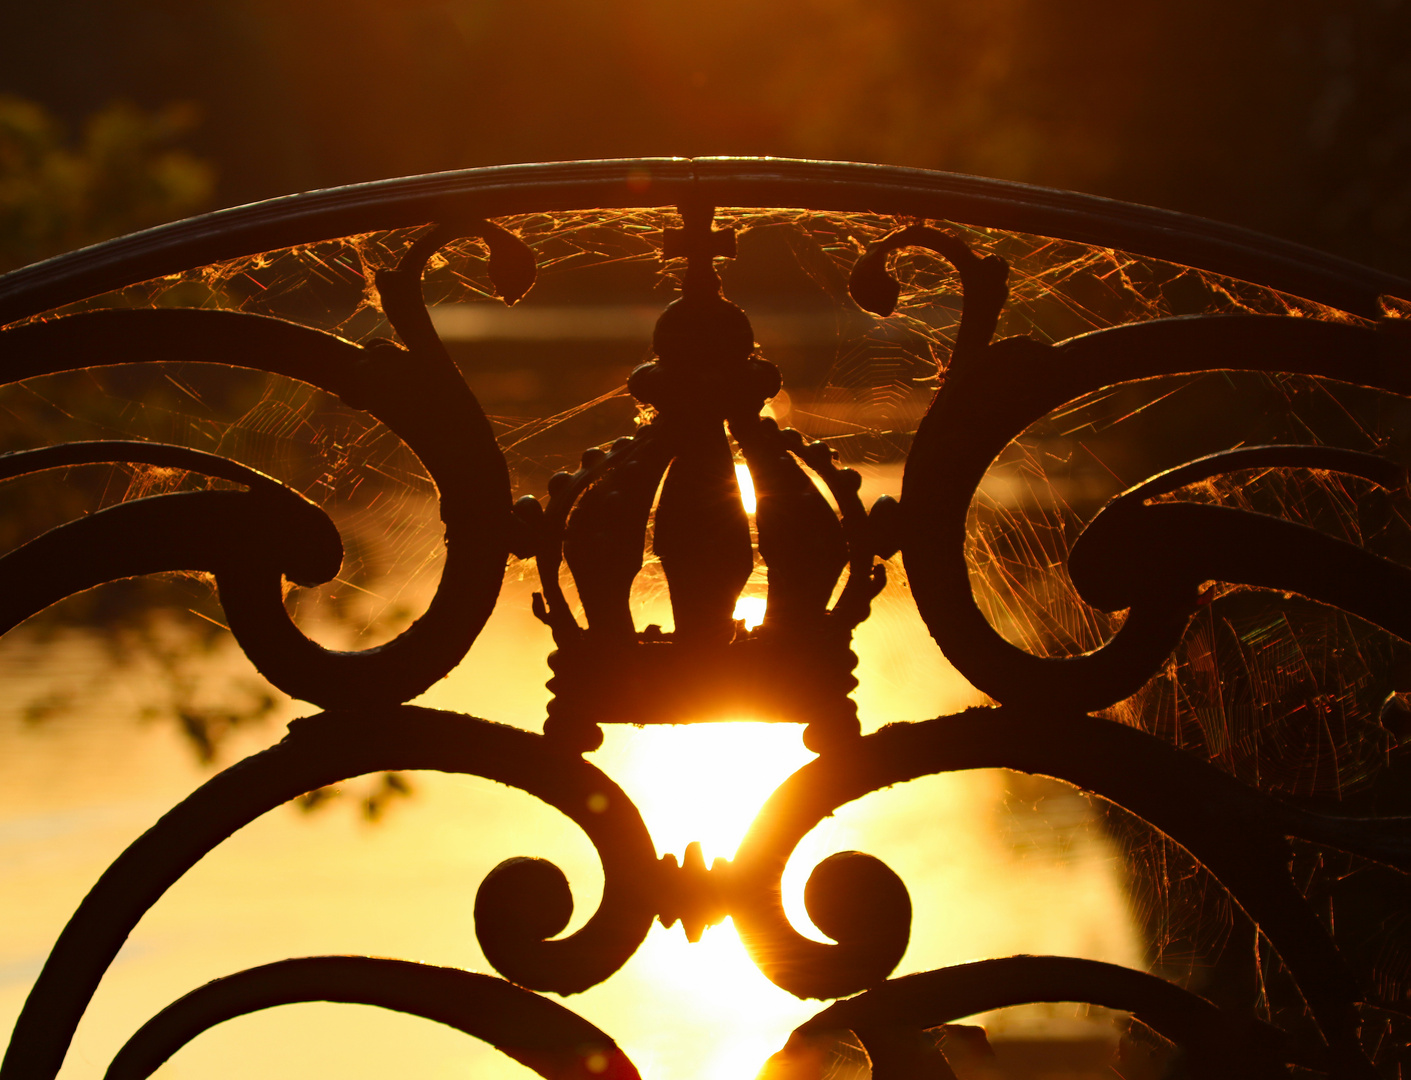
[5,205,1411,1066]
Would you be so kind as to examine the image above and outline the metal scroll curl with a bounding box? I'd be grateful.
[732,707,1408,1077]
[1068,444,1411,638]
[790,957,1292,1080]
[857,225,1411,713]
[0,223,529,709]
[0,708,658,1080]
[104,957,638,1080]
[0,443,341,637]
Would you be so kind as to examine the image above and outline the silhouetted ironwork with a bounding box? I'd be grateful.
[2,158,1410,1079]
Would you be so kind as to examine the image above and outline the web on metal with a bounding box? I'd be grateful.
[4,204,1411,1070]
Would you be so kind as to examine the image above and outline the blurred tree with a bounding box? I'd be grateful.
[0,95,214,271]
[3,1,1408,272]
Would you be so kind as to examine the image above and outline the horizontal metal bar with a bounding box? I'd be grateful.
[0,158,1404,326]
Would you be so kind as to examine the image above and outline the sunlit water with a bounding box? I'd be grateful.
[0,574,1144,1080]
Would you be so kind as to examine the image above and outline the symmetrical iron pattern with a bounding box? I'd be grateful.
[3,158,1411,1078]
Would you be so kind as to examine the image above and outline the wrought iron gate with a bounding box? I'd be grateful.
[2,158,1411,1079]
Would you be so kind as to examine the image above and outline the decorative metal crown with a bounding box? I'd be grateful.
[519,201,890,752]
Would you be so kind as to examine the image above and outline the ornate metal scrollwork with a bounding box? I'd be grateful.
[3,158,1411,1079]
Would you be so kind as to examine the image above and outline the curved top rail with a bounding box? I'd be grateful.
[0,157,1405,325]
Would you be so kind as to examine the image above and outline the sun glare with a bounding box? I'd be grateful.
[734,461,756,513]
[590,723,821,1080]
[596,723,814,864]
[732,463,766,630]
[732,595,766,630]
[621,918,818,1080]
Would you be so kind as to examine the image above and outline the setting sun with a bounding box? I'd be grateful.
[587,723,823,1080]
[596,723,814,865]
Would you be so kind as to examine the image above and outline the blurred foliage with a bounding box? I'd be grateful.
[4,0,1408,273]
[0,95,214,272]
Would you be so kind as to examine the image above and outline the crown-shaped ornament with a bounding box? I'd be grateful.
[512,204,898,753]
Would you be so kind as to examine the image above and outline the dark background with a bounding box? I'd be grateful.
[3,0,1410,276]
